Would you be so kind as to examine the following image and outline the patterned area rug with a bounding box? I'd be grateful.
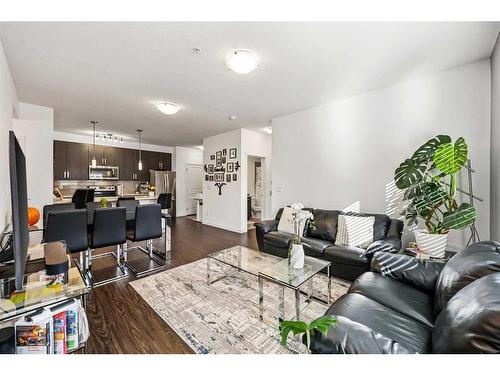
[129,258,350,354]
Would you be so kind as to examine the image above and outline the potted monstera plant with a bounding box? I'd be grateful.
[394,135,477,258]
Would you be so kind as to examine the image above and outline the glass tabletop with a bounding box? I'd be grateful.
[0,243,90,322]
[259,256,331,289]
[208,246,282,276]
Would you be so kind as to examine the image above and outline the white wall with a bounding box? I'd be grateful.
[175,146,203,217]
[203,129,242,232]
[203,128,271,233]
[0,40,18,232]
[491,33,500,242]
[272,60,491,250]
[12,103,54,221]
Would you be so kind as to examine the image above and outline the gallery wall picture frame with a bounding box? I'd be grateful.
[210,155,215,160]
[223,149,227,156]
[208,164,214,174]
[214,172,225,182]
[229,148,237,159]
[226,174,231,182]
[227,162,234,173]
[222,157,226,164]
[209,175,214,181]
[232,174,237,181]
[205,175,209,181]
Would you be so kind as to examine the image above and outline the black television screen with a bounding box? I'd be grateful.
[9,131,29,291]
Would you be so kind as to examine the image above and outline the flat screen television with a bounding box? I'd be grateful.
[9,130,29,291]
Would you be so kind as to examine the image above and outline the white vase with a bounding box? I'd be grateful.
[289,244,305,269]
[414,230,448,258]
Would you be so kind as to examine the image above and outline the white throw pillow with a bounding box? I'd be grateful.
[335,214,375,248]
[277,207,307,236]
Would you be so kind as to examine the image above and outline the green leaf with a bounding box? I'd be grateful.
[279,321,308,348]
[394,158,427,189]
[434,137,468,175]
[412,182,448,215]
[411,135,451,162]
[442,203,477,231]
[308,316,337,336]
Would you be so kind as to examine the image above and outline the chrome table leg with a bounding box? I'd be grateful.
[259,275,264,321]
[295,288,301,321]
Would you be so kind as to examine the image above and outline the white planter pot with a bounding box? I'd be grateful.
[289,244,305,269]
[149,191,155,197]
[414,230,448,258]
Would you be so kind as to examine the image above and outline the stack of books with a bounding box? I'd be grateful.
[15,299,81,354]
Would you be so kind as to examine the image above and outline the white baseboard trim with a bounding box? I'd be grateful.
[202,220,246,234]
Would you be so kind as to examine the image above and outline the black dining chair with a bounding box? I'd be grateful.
[72,189,89,209]
[42,203,75,237]
[85,201,111,226]
[86,207,128,287]
[117,198,139,228]
[122,204,164,276]
[44,209,89,275]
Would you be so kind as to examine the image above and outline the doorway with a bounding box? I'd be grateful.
[247,155,263,229]
[185,163,203,216]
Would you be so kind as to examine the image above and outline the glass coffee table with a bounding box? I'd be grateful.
[207,246,332,323]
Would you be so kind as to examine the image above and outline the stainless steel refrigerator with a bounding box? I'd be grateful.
[150,170,176,217]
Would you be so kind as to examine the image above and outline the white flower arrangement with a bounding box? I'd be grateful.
[288,202,315,240]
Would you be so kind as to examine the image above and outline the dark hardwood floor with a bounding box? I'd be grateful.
[83,217,258,354]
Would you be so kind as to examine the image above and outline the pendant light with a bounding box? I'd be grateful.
[137,129,143,171]
[91,121,98,167]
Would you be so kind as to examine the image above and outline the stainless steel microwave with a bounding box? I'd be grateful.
[89,165,119,180]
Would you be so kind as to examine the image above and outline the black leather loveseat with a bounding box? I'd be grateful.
[254,207,403,281]
[307,241,500,354]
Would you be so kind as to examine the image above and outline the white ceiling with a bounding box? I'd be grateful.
[0,22,498,146]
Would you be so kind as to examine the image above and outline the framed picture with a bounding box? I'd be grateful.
[210,154,215,160]
[232,174,237,181]
[223,149,227,156]
[208,164,214,174]
[214,172,225,182]
[226,174,231,182]
[209,175,214,181]
[205,175,209,181]
[229,148,237,159]
[227,162,234,173]
[222,157,226,164]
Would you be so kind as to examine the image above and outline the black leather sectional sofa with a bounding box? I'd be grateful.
[307,241,500,354]
[254,207,403,281]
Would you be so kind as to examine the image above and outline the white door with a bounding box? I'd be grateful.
[185,164,203,215]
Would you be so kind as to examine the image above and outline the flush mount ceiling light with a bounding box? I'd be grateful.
[156,102,181,115]
[225,49,260,74]
[228,115,237,120]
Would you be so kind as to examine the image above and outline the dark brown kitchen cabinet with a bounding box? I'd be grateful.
[148,151,172,170]
[119,147,140,181]
[53,140,89,180]
[91,145,120,166]
[138,150,151,181]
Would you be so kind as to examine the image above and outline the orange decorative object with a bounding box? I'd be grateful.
[27,207,40,226]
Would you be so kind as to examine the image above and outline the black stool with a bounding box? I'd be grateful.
[122,204,164,276]
[72,189,89,209]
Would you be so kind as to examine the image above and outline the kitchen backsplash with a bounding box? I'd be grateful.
[54,179,148,197]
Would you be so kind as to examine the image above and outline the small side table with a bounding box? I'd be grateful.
[401,249,456,263]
